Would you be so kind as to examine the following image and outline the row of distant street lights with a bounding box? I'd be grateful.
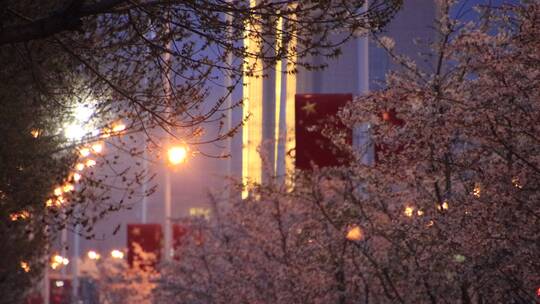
[49,249,126,271]
[16,100,190,300]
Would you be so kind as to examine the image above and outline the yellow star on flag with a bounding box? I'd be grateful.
[302,101,317,115]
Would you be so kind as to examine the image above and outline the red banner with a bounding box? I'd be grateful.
[295,94,353,170]
[49,279,71,304]
[172,224,188,260]
[127,223,162,269]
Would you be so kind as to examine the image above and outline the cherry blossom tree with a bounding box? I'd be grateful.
[155,1,539,303]
[1,1,402,301]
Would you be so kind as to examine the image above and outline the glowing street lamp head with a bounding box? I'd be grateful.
[64,123,86,140]
[110,249,124,259]
[73,103,94,122]
[167,145,188,165]
[87,250,100,260]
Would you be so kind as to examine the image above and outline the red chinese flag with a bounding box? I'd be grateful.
[295,94,352,170]
[172,224,188,260]
[127,223,162,269]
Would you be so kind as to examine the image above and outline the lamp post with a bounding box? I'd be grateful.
[164,145,188,260]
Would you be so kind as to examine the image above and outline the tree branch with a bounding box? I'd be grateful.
[0,0,128,45]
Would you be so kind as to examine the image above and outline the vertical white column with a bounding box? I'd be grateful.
[356,1,375,166]
[163,28,173,261]
[224,1,233,197]
[164,169,172,260]
[141,147,148,224]
[72,225,79,301]
[60,228,67,276]
[43,244,50,304]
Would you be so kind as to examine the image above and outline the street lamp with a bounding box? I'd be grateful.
[110,249,124,259]
[164,144,189,260]
[167,145,188,166]
[87,251,100,260]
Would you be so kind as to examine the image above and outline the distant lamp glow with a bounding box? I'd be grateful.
[30,129,41,138]
[64,123,86,140]
[72,173,81,182]
[73,104,94,122]
[438,201,449,211]
[417,209,424,216]
[75,163,85,171]
[442,201,449,210]
[79,148,91,157]
[55,196,65,207]
[453,254,466,263]
[87,250,100,260]
[10,211,30,221]
[55,280,64,288]
[473,184,481,198]
[112,123,126,133]
[85,159,96,167]
[52,254,69,268]
[110,249,124,259]
[404,206,414,217]
[20,261,30,272]
[167,145,188,165]
[346,225,363,241]
[63,183,74,193]
[54,187,63,196]
[91,142,103,153]
[512,177,523,189]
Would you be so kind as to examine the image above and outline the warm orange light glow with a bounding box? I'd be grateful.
[437,201,449,211]
[241,0,264,199]
[10,211,30,221]
[442,201,449,210]
[55,196,65,207]
[512,177,523,189]
[473,184,481,198]
[85,159,96,167]
[54,187,63,196]
[30,129,41,138]
[72,173,81,182]
[79,148,91,157]
[75,163,85,171]
[101,128,111,138]
[417,209,424,216]
[110,249,124,259]
[167,145,188,165]
[20,261,30,272]
[52,254,69,267]
[45,199,53,207]
[346,225,364,241]
[284,12,297,188]
[112,123,126,133]
[91,142,103,153]
[87,250,100,260]
[404,206,414,217]
[63,183,74,193]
